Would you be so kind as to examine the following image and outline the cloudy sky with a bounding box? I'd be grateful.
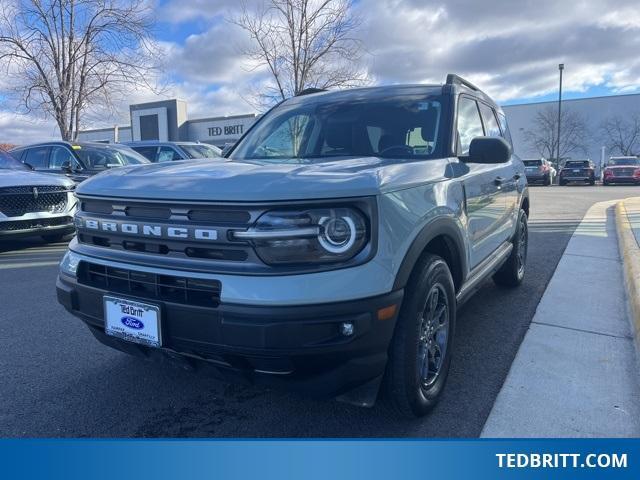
[2,0,640,143]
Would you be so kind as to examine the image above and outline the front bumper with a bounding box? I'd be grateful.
[0,216,75,239]
[57,273,403,402]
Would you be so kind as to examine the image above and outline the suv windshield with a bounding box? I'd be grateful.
[74,145,149,169]
[231,95,444,163]
[608,158,639,166]
[0,150,29,170]
[179,144,221,159]
[524,160,542,167]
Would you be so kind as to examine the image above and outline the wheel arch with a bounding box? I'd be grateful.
[393,217,467,293]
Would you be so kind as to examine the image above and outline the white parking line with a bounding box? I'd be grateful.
[481,200,640,437]
[0,261,60,270]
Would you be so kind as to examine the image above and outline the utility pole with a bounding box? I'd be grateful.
[556,63,564,178]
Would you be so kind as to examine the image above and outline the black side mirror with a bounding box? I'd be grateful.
[61,161,73,174]
[466,137,511,164]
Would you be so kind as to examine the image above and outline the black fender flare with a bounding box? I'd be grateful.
[392,216,468,291]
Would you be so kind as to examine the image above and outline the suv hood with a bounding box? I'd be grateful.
[0,169,74,188]
[75,157,450,201]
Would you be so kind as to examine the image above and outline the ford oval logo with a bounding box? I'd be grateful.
[121,316,144,330]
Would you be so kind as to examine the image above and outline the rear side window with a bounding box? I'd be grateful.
[456,97,484,155]
[23,146,50,169]
[478,102,501,138]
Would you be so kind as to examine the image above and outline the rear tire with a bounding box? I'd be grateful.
[544,175,551,186]
[493,210,528,287]
[589,179,595,186]
[560,179,567,186]
[383,254,456,418]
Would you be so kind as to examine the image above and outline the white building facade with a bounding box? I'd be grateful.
[503,93,640,173]
[78,99,257,147]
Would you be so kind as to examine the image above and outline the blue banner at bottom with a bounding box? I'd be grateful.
[0,439,637,479]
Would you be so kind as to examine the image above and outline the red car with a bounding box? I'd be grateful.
[603,156,640,186]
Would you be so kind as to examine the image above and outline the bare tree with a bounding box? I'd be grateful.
[523,106,589,164]
[0,0,160,140]
[232,0,368,108]
[599,114,640,156]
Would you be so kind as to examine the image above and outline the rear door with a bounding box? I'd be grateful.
[453,96,509,269]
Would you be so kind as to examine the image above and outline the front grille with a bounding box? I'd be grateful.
[0,185,69,217]
[76,197,258,265]
[615,168,635,176]
[77,261,221,308]
[0,216,73,232]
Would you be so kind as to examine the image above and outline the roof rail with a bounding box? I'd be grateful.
[446,74,479,91]
[296,87,326,96]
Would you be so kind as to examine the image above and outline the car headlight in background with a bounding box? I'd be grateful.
[60,251,81,276]
[232,207,368,265]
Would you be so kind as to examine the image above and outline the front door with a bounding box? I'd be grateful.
[453,96,509,269]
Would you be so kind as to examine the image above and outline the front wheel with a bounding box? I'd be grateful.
[383,254,456,417]
[493,209,528,287]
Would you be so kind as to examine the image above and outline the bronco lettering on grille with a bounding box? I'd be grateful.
[80,218,218,241]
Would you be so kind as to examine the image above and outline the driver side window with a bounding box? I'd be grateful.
[49,146,76,169]
[456,97,484,155]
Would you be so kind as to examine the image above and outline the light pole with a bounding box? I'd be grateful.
[556,63,564,176]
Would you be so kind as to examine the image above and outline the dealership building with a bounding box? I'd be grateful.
[78,99,257,147]
[79,93,640,172]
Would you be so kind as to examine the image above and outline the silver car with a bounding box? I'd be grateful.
[0,150,76,242]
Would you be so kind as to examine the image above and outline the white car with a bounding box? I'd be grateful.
[0,150,76,242]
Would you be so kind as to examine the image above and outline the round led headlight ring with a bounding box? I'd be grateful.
[318,216,357,254]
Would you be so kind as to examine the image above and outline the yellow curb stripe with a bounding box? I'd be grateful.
[615,198,640,351]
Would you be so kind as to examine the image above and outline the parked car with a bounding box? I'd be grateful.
[125,141,222,162]
[57,74,529,417]
[559,160,596,186]
[0,149,76,242]
[9,142,149,183]
[523,158,555,186]
[603,156,640,186]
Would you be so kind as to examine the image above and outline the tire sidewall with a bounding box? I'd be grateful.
[398,257,456,414]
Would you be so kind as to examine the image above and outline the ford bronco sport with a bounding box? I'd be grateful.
[57,74,529,417]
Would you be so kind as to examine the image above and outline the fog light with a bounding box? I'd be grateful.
[340,322,354,336]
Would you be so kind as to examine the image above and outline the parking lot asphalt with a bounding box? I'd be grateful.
[1,185,639,438]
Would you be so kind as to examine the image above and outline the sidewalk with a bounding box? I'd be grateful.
[481,200,640,437]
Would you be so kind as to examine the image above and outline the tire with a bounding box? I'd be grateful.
[41,234,66,243]
[559,179,567,186]
[544,175,551,186]
[589,179,595,186]
[603,180,609,186]
[383,254,456,417]
[493,210,528,287]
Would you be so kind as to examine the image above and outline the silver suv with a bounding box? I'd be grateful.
[0,150,76,242]
[57,75,529,417]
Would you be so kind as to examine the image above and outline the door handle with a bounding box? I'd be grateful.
[494,176,505,185]
[513,173,522,180]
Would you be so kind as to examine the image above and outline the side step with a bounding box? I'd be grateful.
[456,242,513,305]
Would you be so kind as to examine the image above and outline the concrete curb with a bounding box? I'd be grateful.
[615,199,640,352]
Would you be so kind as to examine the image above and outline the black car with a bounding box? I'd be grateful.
[559,160,596,186]
[10,141,150,183]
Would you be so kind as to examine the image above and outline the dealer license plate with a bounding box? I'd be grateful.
[104,296,161,347]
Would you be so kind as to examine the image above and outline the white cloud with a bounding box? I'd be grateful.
[4,0,640,143]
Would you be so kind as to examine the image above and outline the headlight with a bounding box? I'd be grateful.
[233,207,369,265]
[60,251,81,276]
